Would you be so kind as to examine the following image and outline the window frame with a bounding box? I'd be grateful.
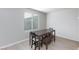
[24,12,39,32]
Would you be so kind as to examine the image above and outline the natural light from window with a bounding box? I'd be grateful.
[24,12,38,31]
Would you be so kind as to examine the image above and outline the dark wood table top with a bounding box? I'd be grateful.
[32,29,54,36]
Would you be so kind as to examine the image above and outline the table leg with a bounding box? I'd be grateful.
[54,30,55,42]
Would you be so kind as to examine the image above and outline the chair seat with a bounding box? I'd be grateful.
[42,34,53,50]
[43,38,51,44]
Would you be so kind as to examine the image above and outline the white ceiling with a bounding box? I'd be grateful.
[32,8,55,13]
[32,8,66,13]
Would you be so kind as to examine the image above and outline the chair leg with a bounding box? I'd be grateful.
[46,44,48,50]
[39,46,40,50]
[34,45,36,50]
[41,40,43,47]
[38,42,40,50]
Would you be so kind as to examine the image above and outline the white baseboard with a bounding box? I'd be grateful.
[56,35,79,42]
[0,39,28,49]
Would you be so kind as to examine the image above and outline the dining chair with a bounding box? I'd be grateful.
[43,32,53,50]
[30,32,41,50]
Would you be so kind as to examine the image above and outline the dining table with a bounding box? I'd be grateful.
[29,28,55,50]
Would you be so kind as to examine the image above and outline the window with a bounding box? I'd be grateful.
[24,12,38,31]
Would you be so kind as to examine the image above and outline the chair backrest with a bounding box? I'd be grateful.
[49,28,53,32]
